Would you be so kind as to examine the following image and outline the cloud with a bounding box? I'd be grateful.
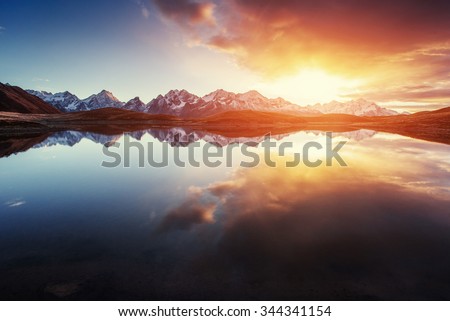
[157,187,216,232]
[347,86,450,104]
[136,0,150,19]
[342,45,450,105]
[32,77,50,82]
[0,26,5,33]
[5,198,26,208]
[152,0,216,26]
[152,0,450,74]
[208,180,243,200]
[141,6,150,19]
[151,0,450,104]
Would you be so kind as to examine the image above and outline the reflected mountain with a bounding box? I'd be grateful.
[307,129,377,141]
[0,133,50,158]
[0,127,384,158]
[33,131,121,148]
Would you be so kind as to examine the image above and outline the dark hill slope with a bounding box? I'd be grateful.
[0,83,61,114]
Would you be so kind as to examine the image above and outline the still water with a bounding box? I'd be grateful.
[0,129,449,300]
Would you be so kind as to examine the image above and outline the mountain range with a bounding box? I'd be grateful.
[26,87,398,117]
[2,82,450,147]
[26,89,123,112]
[308,99,399,116]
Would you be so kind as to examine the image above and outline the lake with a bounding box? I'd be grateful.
[0,129,449,300]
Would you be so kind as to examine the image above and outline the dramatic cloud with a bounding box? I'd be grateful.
[347,86,450,105]
[152,0,450,104]
[158,187,216,232]
[152,0,215,26]
[152,0,450,73]
[340,47,450,108]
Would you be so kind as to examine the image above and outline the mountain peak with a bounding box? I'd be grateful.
[312,99,398,116]
[165,89,192,97]
[123,96,146,112]
[203,89,235,102]
[240,90,265,99]
[97,89,119,99]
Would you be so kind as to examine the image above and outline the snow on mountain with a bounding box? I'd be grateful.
[80,90,124,110]
[26,89,54,101]
[310,98,398,116]
[34,131,121,147]
[27,87,395,117]
[26,90,82,112]
[145,89,204,116]
[199,89,319,116]
[123,97,146,112]
[145,89,319,117]
[26,89,124,112]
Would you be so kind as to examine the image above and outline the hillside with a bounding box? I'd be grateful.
[0,83,61,114]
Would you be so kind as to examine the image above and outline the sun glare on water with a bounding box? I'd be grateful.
[255,69,361,106]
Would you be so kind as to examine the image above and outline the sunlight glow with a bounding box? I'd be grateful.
[254,69,362,106]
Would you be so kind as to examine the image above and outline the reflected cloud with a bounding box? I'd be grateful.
[5,198,26,208]
[155,139,450,299]
[157,186,216,232]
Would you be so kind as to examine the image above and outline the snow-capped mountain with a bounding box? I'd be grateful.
[26,90,82,112]
[309,99,398,116]
[201,89,319,116]
[146,89,204,116]
[123,97,146,112]
[27,88,397,117]
[26,89,124,112]
[81,90,124,110]
[146,89,319,117]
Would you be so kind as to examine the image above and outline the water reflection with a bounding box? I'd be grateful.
[0,128,380,159]
[165,156,450,300]
[0,129,449,300]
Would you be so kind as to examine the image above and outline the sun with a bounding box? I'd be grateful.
[254,69,361,106]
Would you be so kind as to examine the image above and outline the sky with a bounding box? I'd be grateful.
[1,0,450,111]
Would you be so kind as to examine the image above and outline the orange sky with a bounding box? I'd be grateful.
[152,0,450,110]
